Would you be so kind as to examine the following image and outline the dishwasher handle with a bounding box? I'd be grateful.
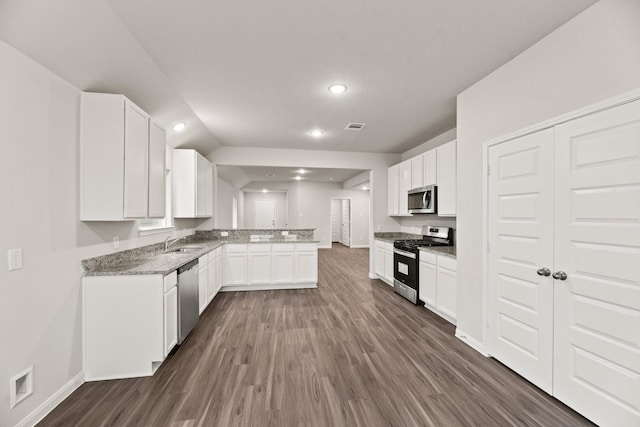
[177,258,199,274]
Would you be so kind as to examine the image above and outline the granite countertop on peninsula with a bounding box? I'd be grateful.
[83,235,319,277]
[418,246,456,258]
[373,232,422,243]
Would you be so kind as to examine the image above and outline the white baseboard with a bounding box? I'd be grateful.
[318,245,331,249]
[16,371,84,427]
[220,283,317,292]
[368,273,377,279]
[455,329,489,357]
[349,245,369,249]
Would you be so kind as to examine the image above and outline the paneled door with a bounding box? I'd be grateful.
[487,128,555,393]
[341,199,350,247]
[331,199,340,242]
[553,100,640,426]
[254,199,276,228]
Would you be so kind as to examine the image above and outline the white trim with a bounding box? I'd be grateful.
[455,329,489,357]
[15,371,85,427]
[349,244,369,249]
[318,245,332,249]
[481,87,640,358]
[138,226,176,237]
[220,283,317,292]
[368,273,377,279]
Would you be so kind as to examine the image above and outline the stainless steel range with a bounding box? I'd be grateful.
[393,226,453,304]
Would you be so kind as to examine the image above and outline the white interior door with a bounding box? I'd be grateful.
[254,199,276,228]
[552,100,640,426]
[331,199,340,242]
[341,199,350,247]
[487,128,555,393]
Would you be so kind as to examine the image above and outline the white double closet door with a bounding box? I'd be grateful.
[487,99,640,427]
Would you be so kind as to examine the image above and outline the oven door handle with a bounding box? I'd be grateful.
[393,248,416,259]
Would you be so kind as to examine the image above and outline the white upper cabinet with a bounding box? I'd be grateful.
[173,149,213,218]
[423,149,437,186]
[387,164,399,216]
[436,140,457,216]
[398,159,412,215]
[81,92,156,221]
[411,155,423,189]
[148,121,166,218]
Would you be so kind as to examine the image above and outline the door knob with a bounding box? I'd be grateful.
[536,268,551,277]
[552,271,568,281]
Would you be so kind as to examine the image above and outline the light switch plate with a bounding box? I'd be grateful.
[221,231,229,237]
[8,249,22,271]
[113,235,119,249]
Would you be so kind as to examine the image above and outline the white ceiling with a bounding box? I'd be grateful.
[0,0,596,155]
[217,165,366,189]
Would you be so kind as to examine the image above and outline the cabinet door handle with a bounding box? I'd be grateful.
[536,268,551,277]
[552,271,567,281]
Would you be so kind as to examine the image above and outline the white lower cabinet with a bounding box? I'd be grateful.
[215,248,223,294]
[163,272,178,357]
[84,272,177,380]
[224,244,248,286]
[418,250,457,324]
[206,250,216,303]
[223,242,317,290]
[198,255,208,314]
[374,239,394,286]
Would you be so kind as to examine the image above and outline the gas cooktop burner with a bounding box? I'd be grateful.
[393,226,453,252]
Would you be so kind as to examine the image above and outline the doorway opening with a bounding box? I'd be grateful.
[330,198,351,248]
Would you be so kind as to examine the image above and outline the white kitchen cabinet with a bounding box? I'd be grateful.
[215,247,223,294]
[248,244,272,285]
[81,92,151,220]
[272,244,295,284]
[418,251,437,309]
[198,255,208,314]
[206,250,217,303]
[374,240,385,277]
[173,149,213,218]
[417,250,456,324]
[387,164,399,216]
[224,244,248,286]
[398,159,412,215]
[295,243,318,284]
[148,121,166,218]
[411,155,423,189]
[84,274,170,380]
[163,272,178,357]
[436,140,456,216]
[423,149,437,186]
[374,239,394,286]
[435,255,457,322]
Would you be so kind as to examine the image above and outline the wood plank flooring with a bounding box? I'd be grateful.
[39,245,593,426]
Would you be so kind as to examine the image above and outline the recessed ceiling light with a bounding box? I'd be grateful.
[265,173,275,177]
[328,83,347,94]
[172,122,187,132]
[362,186,369,191]
[329,177,334,180]
[309,129,324,138]
[298,169,307,174]
[294,176,302,181]
[262,189,268,193]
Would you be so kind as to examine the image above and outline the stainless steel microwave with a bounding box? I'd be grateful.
[408,185,437,214]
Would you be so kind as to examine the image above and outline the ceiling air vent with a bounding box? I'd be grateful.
[345,123,366,131]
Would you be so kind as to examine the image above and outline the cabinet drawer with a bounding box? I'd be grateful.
[163,271,177,292]
[248,244,272,253]
[418,250,437,265]
[437,255,457,271]
[225,244,247,253]
[384,242,393,251]
[272,243,295,252]
[295,243,317,252]
[375,239,386,249]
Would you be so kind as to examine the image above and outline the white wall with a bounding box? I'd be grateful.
[213,177,242,229]
[0,40,196,427]
[456,0,640,344]
[244,192,288,228]
[287,182,370,248]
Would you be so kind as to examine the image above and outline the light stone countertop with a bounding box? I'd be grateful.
[418,246,456,258]
[83,238,319,277]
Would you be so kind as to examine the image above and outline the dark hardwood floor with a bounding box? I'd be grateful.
[39,245,593,426]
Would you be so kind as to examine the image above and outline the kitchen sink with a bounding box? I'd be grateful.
[166,246,204,254]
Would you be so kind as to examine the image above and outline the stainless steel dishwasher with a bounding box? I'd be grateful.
[177,258,199,344]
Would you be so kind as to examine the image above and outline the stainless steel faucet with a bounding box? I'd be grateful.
[164,235,185,252]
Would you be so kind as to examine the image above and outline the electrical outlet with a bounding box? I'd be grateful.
[8,249,22,271]
[376,225,381,231]
[113,235,119,249]
[281,231,289,236]
[221,231,229,237]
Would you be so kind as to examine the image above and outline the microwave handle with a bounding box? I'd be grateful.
[423,191,427,207]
